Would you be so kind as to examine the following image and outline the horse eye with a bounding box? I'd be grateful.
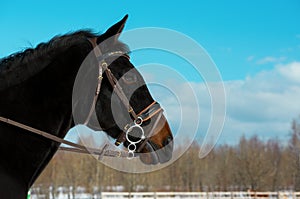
[122,73,137,84]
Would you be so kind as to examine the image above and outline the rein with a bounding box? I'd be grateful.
[0,116,128,159]
[0,37,163,159]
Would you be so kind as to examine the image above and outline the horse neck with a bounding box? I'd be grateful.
[0,42,92,192]
[1,42,91,130]
[0,171,28,199]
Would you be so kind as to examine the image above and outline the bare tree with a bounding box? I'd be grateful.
[265,139,282,190]
[235,135,273,190]
[289,118,300,190]
[213,145,236,191]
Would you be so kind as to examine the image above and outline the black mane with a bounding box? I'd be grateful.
[0,30,97,68]
[0,30,98,90]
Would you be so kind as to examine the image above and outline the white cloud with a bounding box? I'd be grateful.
[224,62,300,142]
[256,56,286,65]
[149,61,300,145]
[280,47,293,53]
[223,62,300,142]
[218,47,232,53]
[277,62,300,83]
[247,55,255,62]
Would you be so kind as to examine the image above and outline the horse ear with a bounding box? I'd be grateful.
[98,15,128,43]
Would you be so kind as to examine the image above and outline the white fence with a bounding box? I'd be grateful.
[100,192,300,199]
[31,192,300,199]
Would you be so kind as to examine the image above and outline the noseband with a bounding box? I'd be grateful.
[85,38,163,155]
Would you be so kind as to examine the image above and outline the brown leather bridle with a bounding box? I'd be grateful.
[85,38,163,155]
[0,37,164,159]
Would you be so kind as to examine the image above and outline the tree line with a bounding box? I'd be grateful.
[33,117,300,196]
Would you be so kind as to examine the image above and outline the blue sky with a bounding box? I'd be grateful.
[1,0,299,80]
[1,0,300,145]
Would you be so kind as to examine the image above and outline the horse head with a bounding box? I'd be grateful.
[89,15,174,165]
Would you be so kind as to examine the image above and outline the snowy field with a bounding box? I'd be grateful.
[30,191,300,199]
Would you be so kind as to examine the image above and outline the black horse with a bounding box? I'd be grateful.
[0,15,173,199]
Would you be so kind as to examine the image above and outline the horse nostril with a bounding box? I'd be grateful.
[164,136,173,146]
